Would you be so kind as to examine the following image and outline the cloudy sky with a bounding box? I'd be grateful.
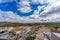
[0,0,60,23]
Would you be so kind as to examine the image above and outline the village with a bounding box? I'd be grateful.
[0,23,60,40]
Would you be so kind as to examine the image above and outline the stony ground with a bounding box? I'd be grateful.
[34,27,50,40]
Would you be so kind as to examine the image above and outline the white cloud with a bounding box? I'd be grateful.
[0,0,60,23]
[18,6,32,13]
[40,0,60,15]
[0,10,47,23]
[38,0,58,4]
[0,9,60,23]
[31,0,39,4]
[17,0,32,13]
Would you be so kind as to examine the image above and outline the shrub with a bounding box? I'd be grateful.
[26,36,33,40]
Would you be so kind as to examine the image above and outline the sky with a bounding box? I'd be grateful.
[0,0,60,23]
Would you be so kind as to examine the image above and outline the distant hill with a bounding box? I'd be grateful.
[0,22,60,27]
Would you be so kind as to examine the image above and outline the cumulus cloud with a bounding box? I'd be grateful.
[17,0,32,13]
[18,6,32,13]
[38,0,58,4]
[0,10,47,23]
[0,0,60,23]
[40,0,60,16]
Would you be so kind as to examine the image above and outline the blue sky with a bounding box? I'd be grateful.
[0,0,60,23]
[0,0,46,16]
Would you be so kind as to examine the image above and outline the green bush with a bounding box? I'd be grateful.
[48,25,60,28]
[26,36,33,40]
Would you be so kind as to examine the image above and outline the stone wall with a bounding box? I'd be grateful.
[51,33,60,40]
